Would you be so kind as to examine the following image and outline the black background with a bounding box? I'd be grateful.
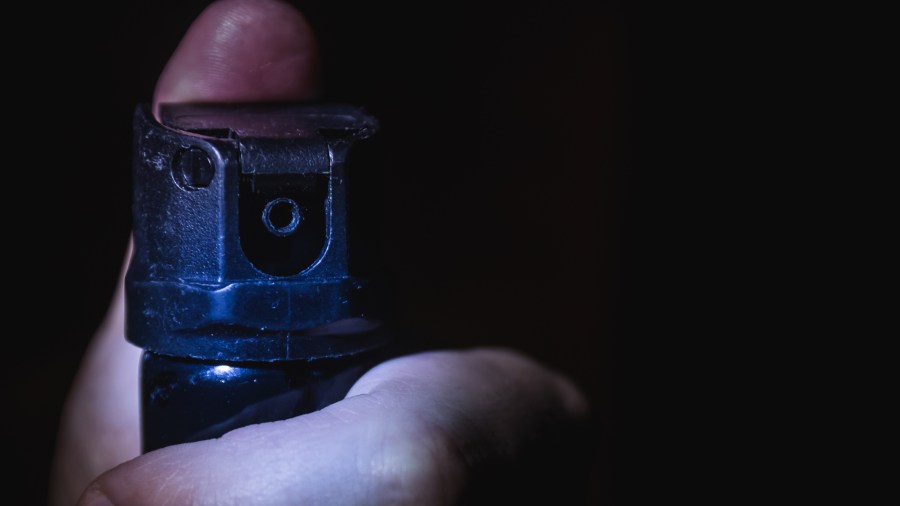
[7,1,888,505]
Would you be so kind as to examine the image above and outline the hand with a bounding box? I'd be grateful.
[51,1,588,504]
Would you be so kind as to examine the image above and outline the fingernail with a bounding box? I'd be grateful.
[79,487,114,506]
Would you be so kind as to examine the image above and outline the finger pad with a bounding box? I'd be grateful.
[154,0,319,108]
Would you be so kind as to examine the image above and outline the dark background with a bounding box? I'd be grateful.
[9,1,886,505]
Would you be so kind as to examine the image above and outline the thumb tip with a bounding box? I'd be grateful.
[153,0,320,116]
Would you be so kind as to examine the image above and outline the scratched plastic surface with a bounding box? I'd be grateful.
[127,103,394,451]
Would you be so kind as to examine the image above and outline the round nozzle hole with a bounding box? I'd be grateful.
[262,197,302,236]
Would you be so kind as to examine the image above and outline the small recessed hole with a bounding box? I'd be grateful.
[262,198,302,236]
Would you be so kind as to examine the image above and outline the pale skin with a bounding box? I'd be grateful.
[50,1,589,505]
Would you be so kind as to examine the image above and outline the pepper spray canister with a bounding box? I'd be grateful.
[125,103,394,452]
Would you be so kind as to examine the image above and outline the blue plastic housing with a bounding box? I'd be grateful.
[125,103,389,362]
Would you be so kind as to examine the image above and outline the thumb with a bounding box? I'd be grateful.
[153,0,319,112]
[76,349,588,506]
